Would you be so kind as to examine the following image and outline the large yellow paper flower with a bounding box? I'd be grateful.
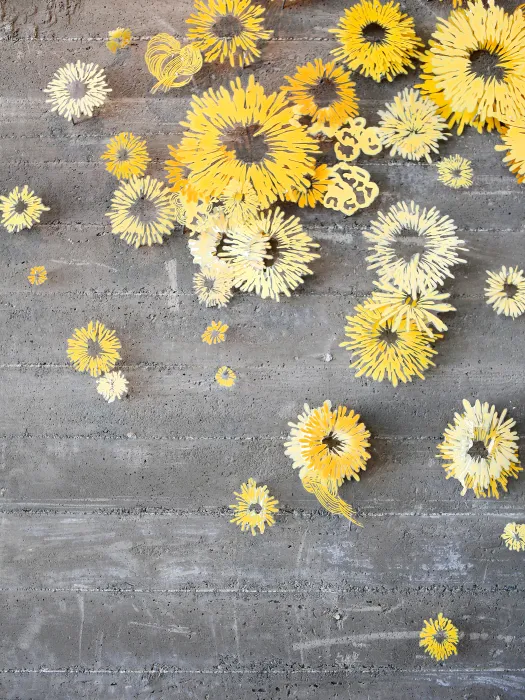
[193,266,234,308]
[495,125,525,183]
[220,207,320,301]
[501,522,525,552]
[106,176,182,248]
[485,266,525,319]
[187,0,272,67]
[101,132,151,180]
[44,61,111,121]
[330,0,423,82]
[0,186,49,233]
[377,88,449,163]
[418,0,525,133]
[364,201,466,297]
[285,400,371,487]
[420,614,459,662]
[437,399,521,498]
[369,280,455,337]
[67,321,121,377]
[281,59,359,129]
[96,371,129,403]
[230,478,278,535]
[340,300,438,386]
[436,154,473,189]
[177,75,318,209]
[285,163,332,209]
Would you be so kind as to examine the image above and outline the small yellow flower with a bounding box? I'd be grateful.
[419,613,459,661]
[27,266,47,286]
[285,164,332,208]
[485,266,525,319]
[96,371,129,403]
[194,266,234,308]
[67,320,121,377]
[106,28,132,53]
[220,179,260,225]
[436,155,473,189]
[501,522,525,552]
[101,133,150,180]
[44,61,111,122]
[215,365,236,387]
[0,186,49,233]
[202,320,228,345]
[230,478,278,535]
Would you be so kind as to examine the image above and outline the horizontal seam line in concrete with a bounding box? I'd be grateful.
[2,434,524,441]
[0,36,335,42]
[1,667,524,675]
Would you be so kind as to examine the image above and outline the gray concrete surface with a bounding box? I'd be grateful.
[0,0,524,698]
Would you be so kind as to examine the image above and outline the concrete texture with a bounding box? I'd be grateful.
[0,0,524,698]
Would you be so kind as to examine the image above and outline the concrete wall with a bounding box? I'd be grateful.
[0,1,524,698]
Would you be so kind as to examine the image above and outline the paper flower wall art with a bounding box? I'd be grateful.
[369,280,455,338]
[193,266,234,308]
[330,0,423,83]
[436,155,473,189]
[67,321,121,377]
[219,207,320,301]
[334,117,383,163]
[285,163,332,208]
[485,266,525,319]
[215,365,236,387]
[419,614,459,661]
[324,164,379,217]
[501,522,525,552]
[377,88,449,163]
[0,186,49,233]
[220,179,260,225]
[96,371,129,403]
[285,400,371,524]
[28,266,47,286]
[437,399,522,498]
[44,61,111,122]
[106,176,183,248]
[101,133,151,180]
[187,0,272,68]
[230,478,278,535]
[418,0,525,134]
[281,59,359,130]
[145,34,203,94]
[364,201,466,297]
[495,125,525,183]
[106,28,132,53]
[202,320,228,345]
[341,300,438,386]
[176,75,319,209]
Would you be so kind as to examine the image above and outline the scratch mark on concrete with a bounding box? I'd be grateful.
[164,259,180,310]
[77,594,84,663]
[128,621,190,635]
[293,630,420,651]
[50,259,117,272]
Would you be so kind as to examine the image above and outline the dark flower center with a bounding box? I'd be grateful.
[504,282,518,299]
[393,227,426,262]
[321,431,344,455]
[14,200,28,214]
[222,123,268,165]
[362,22,386,44]
[469,50,505,82]
[129,195,158,223]
[67,80,87,100]
[264,237,280,268]
[249,503,263,514]
[310,77,340,108]
[213,14,244,38]
[117,148,130,162]
[86,339,102,357]
[468,440,489,461]
[379,328,398,346]
[434,630,447,644]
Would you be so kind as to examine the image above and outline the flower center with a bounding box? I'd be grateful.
[433,630,447,644]
[362,22,386,44]
[116,148,130,162]
[310,77,340,108]
[264,237,280,268]
[213,14,244,38]
[379,328,398,346]
[86,339,102,357]
[129,195,158,224]
[204,278,217,292]
[504,282,518,299]
[67,80,87,100]
[14,199,28,214]
[249,502,263,514]
[468,440,489,461]
[321,431,344,455]
[393,227,426,262]
[222,123,268,165]
[469,50,505,82]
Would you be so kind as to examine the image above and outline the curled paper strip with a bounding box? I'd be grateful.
[324,163,379,216]
[334,117,383,162]
[145,34,203,94]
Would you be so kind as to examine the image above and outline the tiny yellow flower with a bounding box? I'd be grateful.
[67,320,121,377]
[27,266,47,286]
[501,522,525,552]
[0,186,49,233]
[202,321,228,345]
[106,28,132,53]
[436,155,473,190]
[96,371,129,403]
[101,132,150,180]
[230,478,279,535]
[215,366,236,387]
[485,266,525,319]
[419,613,459,661]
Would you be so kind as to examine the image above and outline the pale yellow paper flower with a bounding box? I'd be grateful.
[220,180,260,225]
[145,34,202,93]
[420,614,459,661]
[496,125,525,183]
[215,365,236,387]
[27,266,47,286]
[202,320,228,345]
[101,133,150,180]
[0,186,49,233]
[436,155,473,189]
[96,371,129,403]
[194,266,234,308]
[437,399,522,498]
[501,522,525,552]
[44,61,111,121]
[485,266,525,318]
[106,28,132,53]
[230,478,278,535]
[67,320,121,377]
